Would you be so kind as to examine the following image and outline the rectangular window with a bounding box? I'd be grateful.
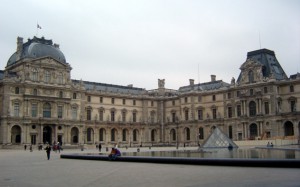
[291,100,296,112]
[72,107,77,120]
[228,107,232,118]
[264,87,268,93]
[237,105,241,117]
[290,85,294,92]
[14,103,19,117]
[197,109,203,120]
[99,110,103,121]
[87,96,91,102]
[212,95,216,101]
[250,89,254,96]
[212,109,217,119]
[227,92,231,99]
[122,111,126,122]
[264,102,269,114]
[185,110,189,121]
[73,93,77,99]
[151,101,154,106]
[111,98,115,104]
[111,111,115,122]
[133,113,136,122]
[57,106,63,118]
[198,96,202,102]
[172,100,175,106]
[87,109,91,120]
[185,97,188,103]
[100,97,103,103]
[133,100,136,105]
[123,99,126,105]
[32,104,37,117]
[172,112,176,123]
[236,91,240,97]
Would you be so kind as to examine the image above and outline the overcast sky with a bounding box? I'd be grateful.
[0,0,299,90]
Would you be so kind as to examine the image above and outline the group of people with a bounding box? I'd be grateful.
[267,142,274,147]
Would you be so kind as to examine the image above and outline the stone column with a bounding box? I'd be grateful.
[40,124,43,144]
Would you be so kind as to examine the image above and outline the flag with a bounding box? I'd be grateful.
[37,24,42,29]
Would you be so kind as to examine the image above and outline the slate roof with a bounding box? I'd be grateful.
[7,37,66,67]
[179,80,230,93]
[237,49,287,82]
[72,80,146,95]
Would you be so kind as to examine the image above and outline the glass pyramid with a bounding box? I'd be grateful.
[202,127,238,148]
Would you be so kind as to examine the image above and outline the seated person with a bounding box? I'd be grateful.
[108,147,121,160]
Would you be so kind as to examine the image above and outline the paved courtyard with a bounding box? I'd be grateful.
[0,147,299,187]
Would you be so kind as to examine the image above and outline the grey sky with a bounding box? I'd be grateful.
[0,0,299,90]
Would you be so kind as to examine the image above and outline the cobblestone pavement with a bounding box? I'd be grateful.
[0,147,299,187]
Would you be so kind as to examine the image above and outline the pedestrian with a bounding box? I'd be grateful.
[24,144,27,151]
[30,144,33,152]
[45,144,51,160]
[57,142,61,153]
[99,143,102,152]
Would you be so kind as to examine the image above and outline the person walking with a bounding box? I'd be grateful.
[99,143,102,152]
[45,144,51,160]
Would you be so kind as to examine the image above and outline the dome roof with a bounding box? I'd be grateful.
[7,36,67,67]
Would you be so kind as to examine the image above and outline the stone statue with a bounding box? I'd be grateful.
[231,77,235,85]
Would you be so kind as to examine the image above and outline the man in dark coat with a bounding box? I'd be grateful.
[45,144,51,160]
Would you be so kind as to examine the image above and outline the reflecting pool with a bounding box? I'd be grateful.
[121,147,300,160]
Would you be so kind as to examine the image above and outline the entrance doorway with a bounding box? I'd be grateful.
[43,126,52,144]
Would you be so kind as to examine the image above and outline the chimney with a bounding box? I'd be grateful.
[211,75,216,82]
[16,37,23,60]
[17,37,23,52]
[189,79,194,86]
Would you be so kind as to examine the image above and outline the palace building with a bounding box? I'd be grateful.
[0,36,299,147]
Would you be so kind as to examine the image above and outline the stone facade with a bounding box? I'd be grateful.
[0,36,299,147]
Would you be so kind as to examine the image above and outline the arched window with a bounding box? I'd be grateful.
[87,128,93,142]
[59,91,63,98]
[186,128,190,141]
[248,70,254,83]
[133,129,138,141]
[249,123,258,139]
[249,101,256,116]
[99,128,105,141]
[43,103,51,118]
[284,121,294,136]
[111,129,116,141]
[151,129,156,142]
[171,129,176,141]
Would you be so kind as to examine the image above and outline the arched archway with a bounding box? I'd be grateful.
[284,121,294,136]
[99,128,106,142]
[71,127,79,144]
[11,125,21,144]
[185,128,191,141]
[87,128,94,143]
[133,129,139,142]
[151,129,157,142]
[249,123,258,140]
[43,126,52,144]
[170,129,176,141]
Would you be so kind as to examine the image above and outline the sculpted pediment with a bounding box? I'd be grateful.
[240,59,261,70]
